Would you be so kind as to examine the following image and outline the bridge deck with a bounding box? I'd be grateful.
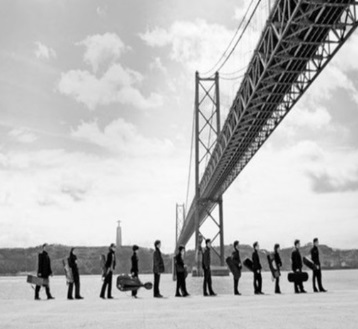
[178,0,358,247]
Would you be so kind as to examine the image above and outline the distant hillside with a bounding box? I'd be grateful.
[0,243,357,275]
[0,245,173,276]
[188,243,358,271]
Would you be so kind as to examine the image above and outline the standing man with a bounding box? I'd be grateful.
[273,243,282,294]
[100,243,116,299]
[202,239,216,296]
[291,239,306,294]
[252,242,264,295]
[153,240,164,298]
[67,247,84,300]
[311,238,327,293]
[131,245,139,298]
[35,243,55,300]
[174,245,189,297]
[232,240,242,295]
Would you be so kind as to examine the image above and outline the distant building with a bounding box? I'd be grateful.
[116,221,122,247]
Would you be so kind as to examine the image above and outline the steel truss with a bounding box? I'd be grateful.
[177,0,358,247]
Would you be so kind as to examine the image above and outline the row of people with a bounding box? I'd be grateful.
[33,238,326,300]
[34,240,176,300]
[224,237,327,295]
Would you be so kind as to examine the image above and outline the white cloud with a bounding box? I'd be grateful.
[139,19,261,100]
[233,0,269,32]
[309,65,357,103]
[58,63,163,110]
[71,118,174,156]
[333,33,358,72]
[140,19,235,73]
[8,128,37,143]
[149,57,167,74]
[34,41,56,60]
[59,33,163,110]
[0,130,186,250]
[96,5,107,18]
[77,33,128,73]
[283,106,332,136]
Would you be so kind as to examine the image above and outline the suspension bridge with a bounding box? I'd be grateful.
[175,0,358,272]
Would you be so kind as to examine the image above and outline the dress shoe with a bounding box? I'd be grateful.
[107,296,114,299]
[34,297,40,300]
[67,297,74,300]
[209,292,217,296]
[175,294,182,297]
[75,296,84,299]
[47,296,55,300]
[301,290,307,293]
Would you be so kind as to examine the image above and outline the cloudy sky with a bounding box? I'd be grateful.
[0,0,357,253]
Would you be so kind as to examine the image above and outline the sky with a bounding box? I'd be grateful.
[0,0,358,253]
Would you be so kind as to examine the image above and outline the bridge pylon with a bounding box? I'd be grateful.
[194,71,224,274]
[175,203,186,250]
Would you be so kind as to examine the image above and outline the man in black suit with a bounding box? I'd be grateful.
[131,245,139,298]
[273,243,282,294]
[67,247,83,300]
[35,243,54,300]
[291,239,306,294]
[174,245,189,297]
[100,243,116,299]
[252,241,264,295]
[232,240,242,295]
[311,238,327,292]
[202,239,216,296]
[153,240,164,298]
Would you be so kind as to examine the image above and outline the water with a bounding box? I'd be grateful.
[0,269,356,300]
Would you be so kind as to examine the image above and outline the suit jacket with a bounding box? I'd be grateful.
[291,248,303,272]
[274,251,282,274]
[232,249,242,269]
[131,252,139,274]
[202,247,211,270]
[311,246,320,266]
[175,253,185,273]
[153,248,165,274]
[274,251,282,268]
[68,253,79,275]
[105,250,116,272]
[38,251,52,278]
[252,250,262,271]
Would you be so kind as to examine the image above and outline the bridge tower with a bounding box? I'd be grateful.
[175,203,186,250]
[194,71,224,271]
[173,203,186,280]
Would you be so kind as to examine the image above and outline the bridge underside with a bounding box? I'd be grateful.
[178,0,358,247]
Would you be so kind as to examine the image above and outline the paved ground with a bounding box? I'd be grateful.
[0,272,357,328]
[1,288,357,328]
